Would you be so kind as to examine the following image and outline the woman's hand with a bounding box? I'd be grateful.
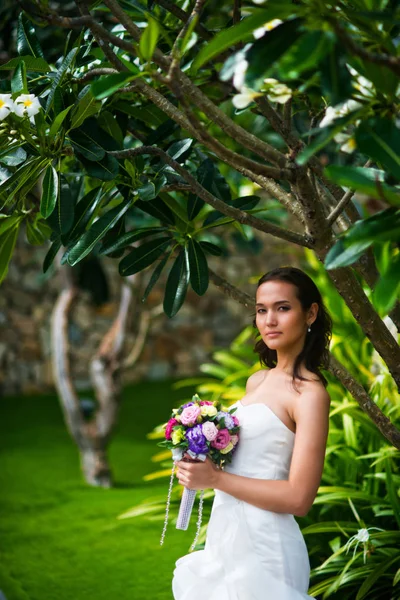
[176,455,220,490]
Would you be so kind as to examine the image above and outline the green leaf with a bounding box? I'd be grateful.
[192,5,297,71]
[11,60,27,94]
[356,553,400,600]
[138,181,156,201]
[91,72,139,99]
[0,56,50,72]
[40,165,58,219]
[203,195,260,226]
[163,248,189,318]
[372,253,400,314]
[0,215,23,236]
[119,236,171,276]
[139,17,160,61]
[325,165,400,206]
[277,30,334,80]
[188,159,214,220]
[98,111,124,147]
[46,47,78,113]
[57,180,75,240]
[324,238,372,269]
[344,208,400,244]
[141,248,173,302]
[135,197,176,225]
[49,106,73,139]
[188,238,209,295]
[80,154,120,181]
[245,19,303,91]
[199,240,223,256]
[70,87,99,129]
[43,238,62,273]
[67,186,104,243]
[100,227,169,256]
[0,221,20,285]
[67,201,131,266]
[355,117,400,180]
[0,147,27,167]
[69,129,105,161]
[17,14,44,59]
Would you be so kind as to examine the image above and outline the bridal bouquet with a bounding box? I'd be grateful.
[159,393,240,549]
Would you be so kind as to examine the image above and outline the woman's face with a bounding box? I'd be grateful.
[255,280,316,352]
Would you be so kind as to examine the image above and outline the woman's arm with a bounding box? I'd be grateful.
[176,386,330,517]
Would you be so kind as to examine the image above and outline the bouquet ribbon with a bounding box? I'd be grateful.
[172,448,206,531]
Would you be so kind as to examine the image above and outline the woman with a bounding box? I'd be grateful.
[172,266,332,600]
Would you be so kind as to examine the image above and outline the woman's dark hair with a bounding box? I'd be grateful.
[252,266,332,390]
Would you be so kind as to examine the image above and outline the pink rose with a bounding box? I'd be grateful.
[180,405,201,426]
[202,421,218,441]
[230,434,239,446]
[200,401,214,405]
[211,428,231,450]
[232,415,239,426]
[165,418,178,440]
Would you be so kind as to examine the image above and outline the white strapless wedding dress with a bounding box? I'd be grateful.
[172,400,312,599]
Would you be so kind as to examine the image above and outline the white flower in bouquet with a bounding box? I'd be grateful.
[0,94,14,120]
[14,94,42,118]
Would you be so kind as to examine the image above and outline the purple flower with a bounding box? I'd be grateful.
[216,411,235,430]
[185,424,208,455]
[181,402,194,409]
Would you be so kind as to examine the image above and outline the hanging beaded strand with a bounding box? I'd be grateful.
[160,460,177,546]
[189,489,204,552]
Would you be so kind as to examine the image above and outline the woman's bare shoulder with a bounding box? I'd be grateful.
[245,368,268,393]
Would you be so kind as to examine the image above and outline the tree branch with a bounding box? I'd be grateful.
[168,0,207,82]
[334,21,400,77]
[109,145,314,247]
[208,268,254,308]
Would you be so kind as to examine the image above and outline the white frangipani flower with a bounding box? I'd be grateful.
[0,94,14,120]
[253,19,283,39]
[319,99,362,128]
[233,58,249,92]
[263,78,292,104]
[13,94,41,118]
[232,87,262,109]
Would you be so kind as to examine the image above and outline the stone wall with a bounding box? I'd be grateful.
[0,229,301,396]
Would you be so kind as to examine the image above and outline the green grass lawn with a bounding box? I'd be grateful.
[0,379,200,600]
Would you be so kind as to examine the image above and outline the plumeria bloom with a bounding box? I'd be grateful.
[344,527,384,563]
[233,58,249,92]
[263,78,292,104]
[0,94,14,120]
[319,99,362,128]
[232,87,262,109]
[13,94,41,118]
[253,19,283,39]
[333,132,357,153]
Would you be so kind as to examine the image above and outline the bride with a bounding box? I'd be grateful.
[172,266,332,599]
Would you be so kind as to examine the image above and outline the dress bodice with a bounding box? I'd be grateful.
[224,400,295,481]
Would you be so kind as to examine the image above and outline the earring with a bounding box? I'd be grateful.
[307,325,311,332]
